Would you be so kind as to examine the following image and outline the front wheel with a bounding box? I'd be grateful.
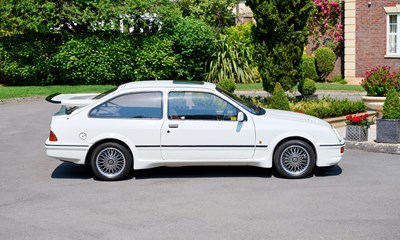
[90,142,132,181]
[273,140,316,179]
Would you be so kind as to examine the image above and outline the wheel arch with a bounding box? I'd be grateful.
[272,136,317,167]
[85,138,133,166]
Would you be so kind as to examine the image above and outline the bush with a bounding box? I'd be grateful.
[361,66,400,96]
[269,82,290,111]
[332,75,347,84]
[301,55,318,81]
[314,47,336,79]
[172,18,216,80]
[383,88,400,119]
[217,79,236,93]
[132,34,176,81]
[53,32,134,85]
[298,78,317,95]
[206,35,254,83]
[0,33,61,85]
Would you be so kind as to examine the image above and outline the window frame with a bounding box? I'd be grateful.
[88,91,163,120]
[386,13,400,57]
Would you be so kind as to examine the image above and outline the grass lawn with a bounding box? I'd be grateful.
[0,85,115,100]
[236,82,365,92]
[0,82,365,100]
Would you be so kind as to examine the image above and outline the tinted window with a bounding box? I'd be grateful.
[168,91,239,121]
[89,92,162,119]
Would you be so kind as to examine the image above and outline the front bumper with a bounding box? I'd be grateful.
[316,142,345,167]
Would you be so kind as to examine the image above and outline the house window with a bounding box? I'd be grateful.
[388,14,400,55]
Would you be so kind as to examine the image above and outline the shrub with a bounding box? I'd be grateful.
[0,33,61,86]
[301,55,318,81]
[172,18,216,80]
[132,34,176,81]
[269,82,290,111]
[53,32,134,85]
[206,35,254,83]
[332,75,347,84]
[361,66,400,96]
[217,79,236,93]
[314,47,336,79]
[383,88,400,119]
[298,78,317,95]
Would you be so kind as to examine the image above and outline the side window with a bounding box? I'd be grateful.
[89,92,162,119]
[168,91,239,121]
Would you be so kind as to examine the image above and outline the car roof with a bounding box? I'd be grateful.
[118,80,216,90]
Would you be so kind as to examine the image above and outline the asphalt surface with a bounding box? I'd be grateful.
[1,100,400,240]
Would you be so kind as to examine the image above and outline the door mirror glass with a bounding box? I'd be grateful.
[238,112,245,122]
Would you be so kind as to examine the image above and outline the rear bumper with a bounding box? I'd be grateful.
[316,142,345,167]
[45,142,90,165]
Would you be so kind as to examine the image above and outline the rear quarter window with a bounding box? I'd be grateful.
[89,92,163,119]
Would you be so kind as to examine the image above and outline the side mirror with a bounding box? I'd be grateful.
[237,112,245,122]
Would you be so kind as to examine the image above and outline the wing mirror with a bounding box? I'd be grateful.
[237,112,245,122]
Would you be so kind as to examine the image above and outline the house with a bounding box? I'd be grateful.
[344,0,400,84]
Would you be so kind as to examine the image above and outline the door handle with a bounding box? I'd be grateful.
[169,124,179,128]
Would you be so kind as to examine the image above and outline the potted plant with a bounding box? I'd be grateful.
[361,66,400,117]
[376,88,400,143]
[297,78,317,100]
[345,113,370,141]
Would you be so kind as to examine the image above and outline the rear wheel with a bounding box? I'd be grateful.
[90,142,132,181]
[273,140,316,179]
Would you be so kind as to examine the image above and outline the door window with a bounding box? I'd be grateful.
[168,91,239,121]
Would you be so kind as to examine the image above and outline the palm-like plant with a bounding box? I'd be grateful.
[206,35,255,83]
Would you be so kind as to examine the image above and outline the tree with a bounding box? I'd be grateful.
[0,0,173,34]
[174,0,237,29]
[245,0,312,93]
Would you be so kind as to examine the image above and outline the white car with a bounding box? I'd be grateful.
[45,80,345,180]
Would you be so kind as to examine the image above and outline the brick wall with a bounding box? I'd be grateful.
[356,0,400,77]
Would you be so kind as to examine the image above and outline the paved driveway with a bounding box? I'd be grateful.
[1,100,399,240]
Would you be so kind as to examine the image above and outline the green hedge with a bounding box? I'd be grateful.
[0,33,61,86]
[0,17,217,86]
[53,33,135,85]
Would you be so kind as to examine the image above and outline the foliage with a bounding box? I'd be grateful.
[0,0,172,34]
[361,66,400,96]
[52,32,134,85]
[331,75,347,84]
[308,0,343,52]
[0,33,61,86]
[314,47,336,80]
[346,113,370,128]
[301,55,318,81]
[174,0,237,29]
[269,82,290,111]
[240,95,367,119]
[383,88,400,119]
[298,78,317,95]
[132,34,177,81]
[217,79,236,93]
[172,17,215,80]
[206,35,254,83]
[224,22,254,48]
[246,0,313,93]
[291,97,366,119]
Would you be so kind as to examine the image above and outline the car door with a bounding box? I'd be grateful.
[161,90,256,161]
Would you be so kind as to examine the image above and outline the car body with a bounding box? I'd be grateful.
[45,80,345,180]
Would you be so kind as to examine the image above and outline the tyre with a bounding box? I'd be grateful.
[273,140,316,179]
[90,142,132,181]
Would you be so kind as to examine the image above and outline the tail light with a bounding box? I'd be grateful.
[49,131,58,142]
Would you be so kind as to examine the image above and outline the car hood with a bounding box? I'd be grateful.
[262,109,330,128]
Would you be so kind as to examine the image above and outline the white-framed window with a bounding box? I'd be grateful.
[387,14,400,55]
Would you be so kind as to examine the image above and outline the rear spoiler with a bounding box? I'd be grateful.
[46,93,99,107]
